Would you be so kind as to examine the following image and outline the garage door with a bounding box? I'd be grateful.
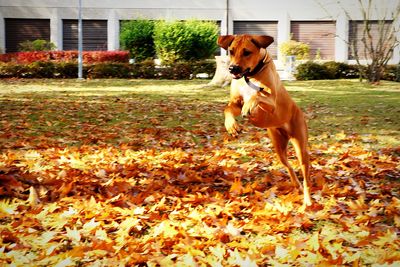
[348,20,393,60]
[63,20,107,51]
[233,21,278,59]
[5,18,50,53]
[291,21,336,60]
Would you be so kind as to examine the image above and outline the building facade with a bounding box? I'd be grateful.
[0,0,399,63]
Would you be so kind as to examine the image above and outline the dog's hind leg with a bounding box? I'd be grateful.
[291,135,312,206]
[267,128,302,189]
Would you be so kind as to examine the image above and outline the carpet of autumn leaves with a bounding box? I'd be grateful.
[0,79,399,266]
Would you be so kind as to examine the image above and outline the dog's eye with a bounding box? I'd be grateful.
[243,50,252,57]
[229,49,235,56]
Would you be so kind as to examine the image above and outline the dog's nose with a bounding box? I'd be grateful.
[229,65,242,75]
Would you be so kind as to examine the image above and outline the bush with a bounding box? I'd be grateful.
[0,62,27,78]
[88,63,131,79]
[322,61,355,79]
[18,39,56,52]
[279,40,310,60]
[120,20,156,62]
[54,62,78,78]
[294,61,370,81]
[0,51,129,64]
[27,61,55,78]
[294,61,332,80]
[153,20,219,64]
[382,65,400,82]
[0,60,216,79]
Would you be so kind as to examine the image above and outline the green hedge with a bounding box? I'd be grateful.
[295,61,398,81]
[120,20,155,62]
[0,60,216,79]
[153,20,219,64]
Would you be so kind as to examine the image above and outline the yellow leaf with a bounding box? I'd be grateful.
[38,231,57,246]
[227,248,257,267]
[95,229,111,242]
[209,244,226,261]
[82,218,100,234]
[27,186,40,207]
[372,229,397,246]
[153,221,179,238]
[394,215,400,227]
[307,231,320,251]
[54,257,75,267]
[65,227,81,244]
[275,245,289,260]
[0,199,21,215]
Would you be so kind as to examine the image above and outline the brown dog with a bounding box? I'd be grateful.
[218,34,312,206]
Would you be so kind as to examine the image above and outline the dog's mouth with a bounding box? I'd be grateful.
[230,68,250,79]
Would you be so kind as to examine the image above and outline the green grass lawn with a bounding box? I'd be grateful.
[0,78,399,266]
[1,79,399,149]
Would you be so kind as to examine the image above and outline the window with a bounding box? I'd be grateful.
[291,21,336,60]
[233,21,278,59]
[5,18,50,53]
[63,20,107,51]
[348,20,393,60]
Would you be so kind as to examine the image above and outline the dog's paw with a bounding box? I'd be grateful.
[225,117,240,136]
[241,97,259,117]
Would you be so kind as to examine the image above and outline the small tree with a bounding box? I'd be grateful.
[120,20,155,62]
[279,39,310,60]
[153,20,219,64]
[352,2,399,83]
[18,39,56,52]
[319,0,400,83]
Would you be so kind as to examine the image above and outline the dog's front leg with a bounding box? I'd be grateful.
[242,93,275,117]
[241,95,259,117]
[224,102,242,136]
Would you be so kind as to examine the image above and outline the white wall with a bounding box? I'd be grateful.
[0,0,399,63]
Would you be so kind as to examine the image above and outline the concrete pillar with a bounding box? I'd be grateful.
[219,7,230,55]
[277,12,291,63]
[0,11,5,53]
[335,12,348,62]
[50,8,63,50]
[108,9,119,50]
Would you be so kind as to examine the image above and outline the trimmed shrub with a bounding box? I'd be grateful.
[191,60,216,77]
[322,61,358,79]
[0,60,216,79]
[120,20,156,62]
[0,51,129,64]
[295,61,370,81]
[153,20,219,63]
[279,40,310,60]
[0,62,28,78]
[382,65,400,82]
[294,61,331,80]
[54,62,78,78]
[157,62,192,79]
[131,60,157,79]
[82,51,129,64]
[27,61,55,78]
[87,63,131,79]
[18,39,56,52]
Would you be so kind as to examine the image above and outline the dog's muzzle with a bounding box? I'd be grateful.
[228,65,250,79]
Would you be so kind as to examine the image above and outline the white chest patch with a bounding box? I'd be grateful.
[239,84,257,102]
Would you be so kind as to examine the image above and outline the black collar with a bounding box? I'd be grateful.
[245,58,266,77]
[243,54,270,92]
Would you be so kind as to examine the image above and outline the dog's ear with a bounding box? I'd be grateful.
[217,35,235,50]
[251,35,274,48]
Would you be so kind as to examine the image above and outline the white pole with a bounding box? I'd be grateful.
[78,0,83,79]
